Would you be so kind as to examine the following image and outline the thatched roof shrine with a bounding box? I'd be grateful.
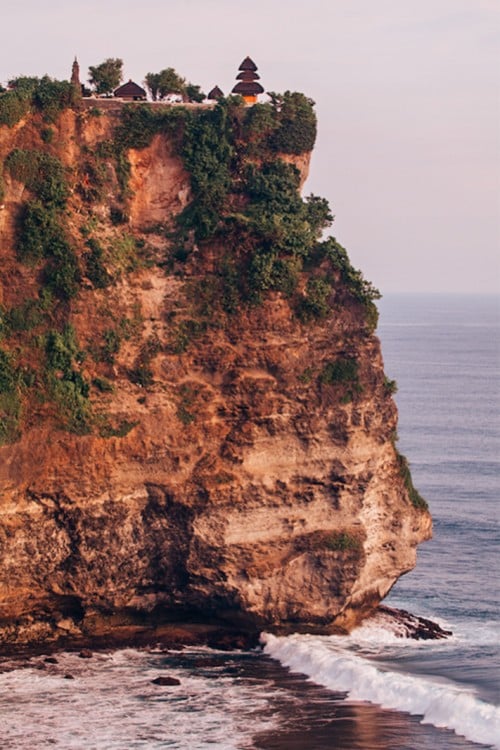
[207,85,225,100]
[114,80,147,101]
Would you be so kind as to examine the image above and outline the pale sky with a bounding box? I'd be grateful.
[2,0,499,293]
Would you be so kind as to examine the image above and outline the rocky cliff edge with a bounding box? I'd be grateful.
[0,96,431,648]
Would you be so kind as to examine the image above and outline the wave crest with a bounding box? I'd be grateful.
[262,632,500,749]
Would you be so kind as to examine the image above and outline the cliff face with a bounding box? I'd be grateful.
[0,102,431,648]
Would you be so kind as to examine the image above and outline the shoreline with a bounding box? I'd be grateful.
[0,606,451,665]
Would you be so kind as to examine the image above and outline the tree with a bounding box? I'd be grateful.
[144,69,205,102]
[185,83,205,103]
[144,68,185,101]
[144,72,161,101]
[88,58,123,95]
[157,68,185,99]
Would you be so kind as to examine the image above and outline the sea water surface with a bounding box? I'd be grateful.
[1,293,499,749]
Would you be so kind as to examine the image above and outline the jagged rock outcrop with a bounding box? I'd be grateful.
[0,103,431,649]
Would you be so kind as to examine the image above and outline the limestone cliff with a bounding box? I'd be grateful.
[0,95,431,649]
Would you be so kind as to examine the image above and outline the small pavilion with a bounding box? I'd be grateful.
[231,57,264,104]
[114,80,147,101]
[207,85,225,101]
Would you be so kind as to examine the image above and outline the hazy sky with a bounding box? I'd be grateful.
[2,0,499,293]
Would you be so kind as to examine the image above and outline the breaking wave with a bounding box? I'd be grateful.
[262,631,500,749]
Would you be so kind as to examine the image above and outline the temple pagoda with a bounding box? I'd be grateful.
[231,56,264,104]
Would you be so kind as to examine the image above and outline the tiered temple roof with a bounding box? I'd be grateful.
[231,57,264,102]
[238,56,258,71]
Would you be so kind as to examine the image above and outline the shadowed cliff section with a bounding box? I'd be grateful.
[0,93,430,649]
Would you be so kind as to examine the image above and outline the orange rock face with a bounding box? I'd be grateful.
[0,109,431,648]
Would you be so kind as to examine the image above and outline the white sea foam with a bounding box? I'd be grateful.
[0,648,277,749]
[262,632,500,749]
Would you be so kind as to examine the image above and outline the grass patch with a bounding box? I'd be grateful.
[320,357,359,386]
[0,348,21,444]
[176,383,198,425]
[128,336,162,388]
[396,450,428,511]
[168,318,206,354]
[92,376,114,393]
[325,531,362,552]
[296,277,331,321]
[45,326,91,434]
[384,376,398,395]
[84,238,112,288]
[99,418,138,438]
[6,149,69,207]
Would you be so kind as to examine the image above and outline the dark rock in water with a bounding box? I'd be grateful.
[64,673,75,680]
[206,631,259,651]
[151,675,181,686]
[78,649,93,659]
[44,657,58,664]
[374,605,452,639]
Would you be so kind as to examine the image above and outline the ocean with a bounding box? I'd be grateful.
[0,293,499,749]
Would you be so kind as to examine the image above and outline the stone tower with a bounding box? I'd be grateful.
[71,57,81,97]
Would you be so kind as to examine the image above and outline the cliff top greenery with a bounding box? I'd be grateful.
[0,75,80,126]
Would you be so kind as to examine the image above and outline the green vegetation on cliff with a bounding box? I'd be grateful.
[0,349,21,443]
[0,76,78,126]
[0,91,383,446]
[396,451,429,510]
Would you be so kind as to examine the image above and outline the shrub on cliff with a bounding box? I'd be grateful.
[0,76,77,127]
[296,277,332,321]
[45,327,91,433]
[396,451,428,510]
[0,91,30,127]
[7,149,80,300]
[325,531,362,552]
[17,201,62,262]
[43,239,81,301]
[115,105,186,151]
[3,297,47,333]
[241,92,317,157]
[0,349,21,444]
[83,239,112,289]
[319,356,363,403]
[316,237,381,306]
[30,76,76,121]
[179,103,233,240]
[268,91,317,155]
[312,237,381,331]
[5,149,69,207]
[15,200,80,300]
[320,357,360,387]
